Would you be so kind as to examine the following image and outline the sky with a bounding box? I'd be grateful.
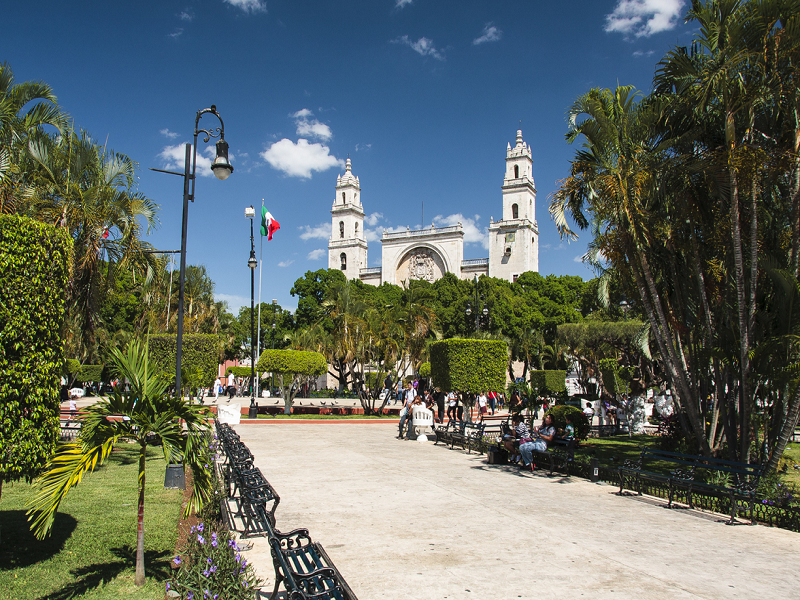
[4,0,696,313]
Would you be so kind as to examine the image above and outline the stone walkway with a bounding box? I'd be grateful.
[230,422,800,599]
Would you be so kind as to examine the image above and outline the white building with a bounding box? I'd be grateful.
[328,129,539,285]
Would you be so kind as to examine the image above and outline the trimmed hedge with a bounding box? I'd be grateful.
[530,370,566,396]
[66,358,81,375]
[429,339,506,394]
[256,349,327,376]
[1,215,72,484]
[147,334,218,386]
[225,366,253,378]
[418,362,431,379]
[598,358,634,395]
[75,364,103,383]
[544,405,590,441]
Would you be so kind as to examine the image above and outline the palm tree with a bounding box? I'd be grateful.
[27,339,213,586]
[0,62,68,214]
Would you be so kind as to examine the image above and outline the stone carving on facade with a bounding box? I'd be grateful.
[408,248,435,282]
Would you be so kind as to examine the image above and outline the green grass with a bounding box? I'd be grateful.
[256,413,396,419]
[574,434,655,466]
[781,442,800,488]
[0,444,183,600]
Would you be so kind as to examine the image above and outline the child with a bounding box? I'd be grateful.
[564,413,575,440]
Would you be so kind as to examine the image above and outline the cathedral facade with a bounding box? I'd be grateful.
[328,130,539,285]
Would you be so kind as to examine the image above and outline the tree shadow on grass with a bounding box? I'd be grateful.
[36,545,172,600]
[0,510,77,570]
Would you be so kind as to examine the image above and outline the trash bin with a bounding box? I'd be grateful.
[164,463,185,490]
[590,457,599,482]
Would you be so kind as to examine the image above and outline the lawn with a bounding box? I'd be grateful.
[256,413,396,419]
[0,444,183,600]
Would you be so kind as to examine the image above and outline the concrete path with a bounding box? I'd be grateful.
[230,422,798,599]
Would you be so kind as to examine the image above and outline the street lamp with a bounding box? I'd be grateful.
[620,299,633,321]
[151,106,233,398]
[465,273,489,331]
[246,206,258,419]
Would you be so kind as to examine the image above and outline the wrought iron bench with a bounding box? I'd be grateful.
[433,420,463,446]
[451,422,485,453]
[267,530,359,600]
[618,447,764,524]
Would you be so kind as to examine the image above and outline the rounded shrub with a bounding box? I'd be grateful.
[544,405,590,440]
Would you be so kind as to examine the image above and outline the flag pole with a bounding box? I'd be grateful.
[256,199,264,398]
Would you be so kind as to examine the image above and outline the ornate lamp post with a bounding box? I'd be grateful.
[246,206,258,419]
[465,274,489,331]
[620,299,633,321]
[151,106,233,398]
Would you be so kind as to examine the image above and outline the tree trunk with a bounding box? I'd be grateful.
[765,382,800,475]
[135,443,147,586]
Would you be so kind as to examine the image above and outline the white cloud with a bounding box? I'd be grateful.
[160,128,180,139]
[432,213,488,249]
[168,28,184,39]
[354,143,371,152]
[473,23,502,45]
[307,248,325,260]
[364,212,383,227]
[299,223,331,240]
[393,35,445,61]
[605,0,684,38]
[574,254,586,263]
[223,0,266,13]
[261,138,343,178]
[179,10,193,21]
[291,109,332,141]
[633,49,656,57]
[396,0,413,8]
[159,143,209,177]
[216,293,250,311]
[277,259,294,267]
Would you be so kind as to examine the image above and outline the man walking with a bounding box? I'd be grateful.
[227,371,235,401]
[397,382,417,439]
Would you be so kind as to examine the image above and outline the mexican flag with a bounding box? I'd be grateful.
[260,207,280,240]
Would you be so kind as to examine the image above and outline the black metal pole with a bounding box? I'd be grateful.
[474,275,480,331]
[271,301,276,392]
[175,143,191,398]
[249,217,257,419]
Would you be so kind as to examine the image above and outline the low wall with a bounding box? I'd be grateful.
[239,405,402,417]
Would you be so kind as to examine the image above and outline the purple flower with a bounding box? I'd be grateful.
[203,569,210,577]
[198,534,206,544]
[235,554,241,563]
[197,523,204,532]
[188,593,193,600]
[211,533,218,548]
[173,556,182,565]
[166,583,171,590]
[210,565,217,574]
[242,558,247,567]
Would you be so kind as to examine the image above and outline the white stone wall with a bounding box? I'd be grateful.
[380,226,464,286]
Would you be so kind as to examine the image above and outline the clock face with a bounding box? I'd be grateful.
[505,232,516,243]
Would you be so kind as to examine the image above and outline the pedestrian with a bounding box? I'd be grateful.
[435,389,445,423]
[477,392,488,422]
[447,391,458,422]
[214,376,221,400]
[488,390,497,415]
[398,382,417,439]
[68,395,78,422]
[227,370,235,400]
[456,392,465,421]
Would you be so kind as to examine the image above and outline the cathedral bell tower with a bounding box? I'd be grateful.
[328,158,368,280]
[488,129,539,281]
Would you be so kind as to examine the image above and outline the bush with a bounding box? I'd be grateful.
[418,362,431,378]
[225,366,253,378]
[530,370,566,396]
[544,405,590,440]
[256,349,326,376]
[66,358,81,375]
[75,364,103,383]
[169,522,261,599]
[429,339,506,394]
[147,334,218,386]
[0,215,72,486]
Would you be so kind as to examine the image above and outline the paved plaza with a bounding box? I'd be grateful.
[229,422,800,599]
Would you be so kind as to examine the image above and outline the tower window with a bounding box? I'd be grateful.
[339,221,344,238]
[355,222,359,237]
[514,165,519,178]
[512,203,519,219]
[342,192,346,203]
[340,253,347,271]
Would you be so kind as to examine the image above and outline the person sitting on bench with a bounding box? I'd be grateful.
[503,414,530,464]
[519,414,556,470]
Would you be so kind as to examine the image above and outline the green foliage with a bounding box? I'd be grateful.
[146,334,218,386]
[75,364,103,383]
[544,405,590,441]
[429,339,506,394]
[598,358,634,395]
[289,268,347,330]
[419,362,431,378]
[65,358,80,374]
[169,522,261,599]
[0,215,72,485]
[256,349,326,376]
[225,366,252,377]
[530,370,566,396]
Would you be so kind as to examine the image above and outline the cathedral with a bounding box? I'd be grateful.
[328,129,539,285]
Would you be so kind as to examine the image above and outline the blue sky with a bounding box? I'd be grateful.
[5,0,694,312]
